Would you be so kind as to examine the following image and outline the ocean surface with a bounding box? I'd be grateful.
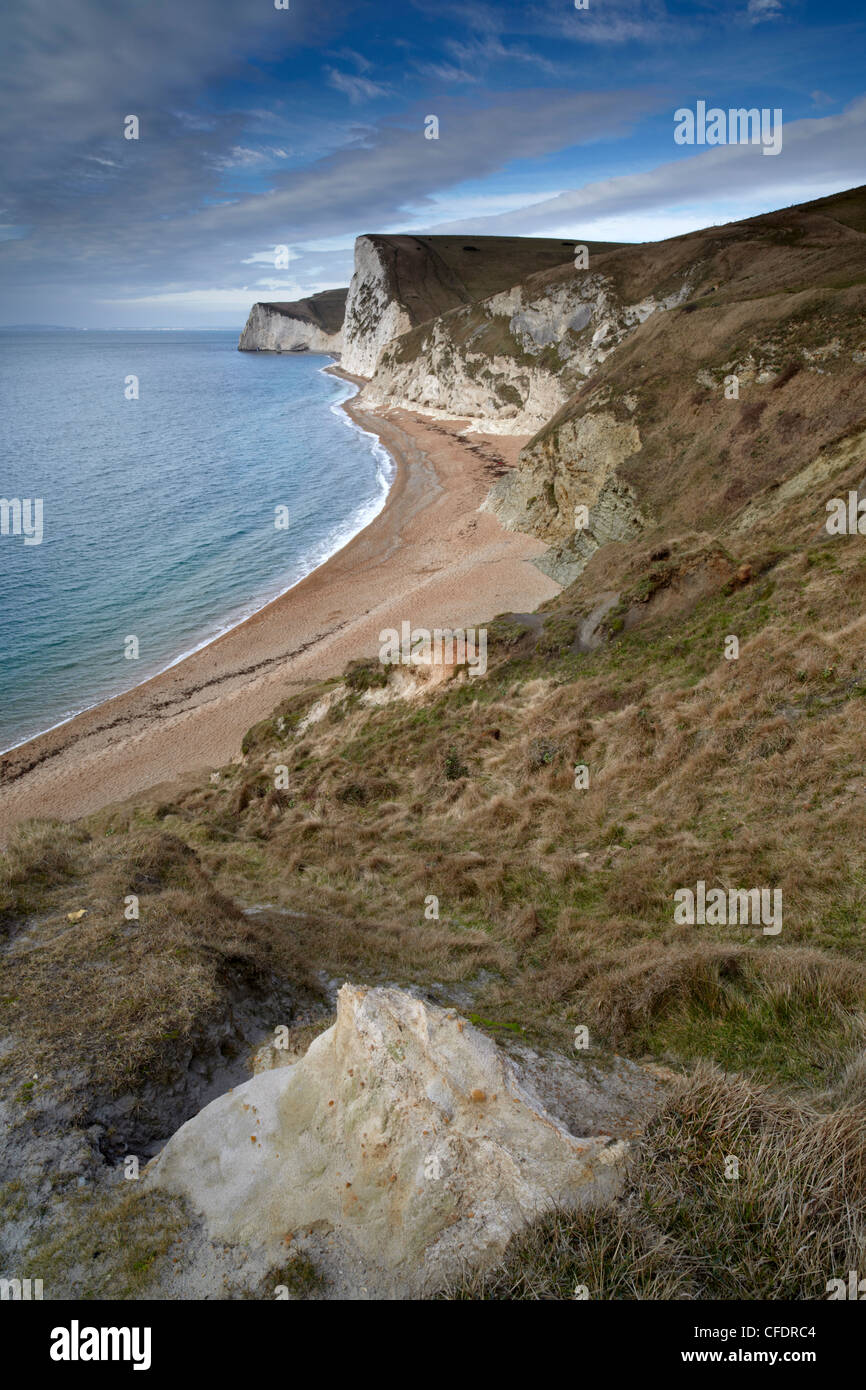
[0,330,394,753]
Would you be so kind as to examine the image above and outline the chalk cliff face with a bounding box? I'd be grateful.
[363,270,688,434]
[238,288,347,353]
[341,237,415,376]
[239,193,866,586]
[483,404,650,586]
[480,194,866,579]
[339,232,615,379]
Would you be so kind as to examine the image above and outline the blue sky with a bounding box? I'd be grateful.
[1,0,864,327]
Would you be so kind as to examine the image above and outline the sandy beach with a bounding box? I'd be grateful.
[0,375,559,840]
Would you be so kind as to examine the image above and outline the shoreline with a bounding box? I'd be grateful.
[0,364,392,760]
[0,376,559,840]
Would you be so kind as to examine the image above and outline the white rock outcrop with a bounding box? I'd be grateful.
[483,408,650,585]
[341,237,414,377]
[365,273,691,435]
[146,984,626,1294]
[238,303,343,355]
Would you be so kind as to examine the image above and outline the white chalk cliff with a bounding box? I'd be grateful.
[238,288,347,354]
[340,237,415,376]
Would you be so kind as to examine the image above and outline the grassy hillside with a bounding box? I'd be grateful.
[2,190,866,1299]
[359,232,626,331]
[403,234,627,305]
[255,287,348,333]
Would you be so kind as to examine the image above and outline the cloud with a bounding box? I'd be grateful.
[326,68,393,103]
[0,0,343,207]
[433,0,692,48]
[440,34,558,75]
[420,97,866,239]
[747,0,784,23]
[0,85,665,310]
[326,46,373,72]
[211,146,292,170]
[415,62,481,84]
[2,0,861,327]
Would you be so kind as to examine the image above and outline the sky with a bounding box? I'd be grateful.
[1,0,864,328]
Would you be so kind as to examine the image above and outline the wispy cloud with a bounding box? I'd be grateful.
[211,146,291,170]
[747,0,785,24]
[423,97,866,239]
[326,46,372,72]
[415,61,481,84]
[326,68,392,103]
[1,0,860,326]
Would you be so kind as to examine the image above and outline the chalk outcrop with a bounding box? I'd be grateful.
[147,984,626,1294]
[339,233,596,381]
[238,289,347,354]
[484,407,650,585]
[365,272,688,434]
[341,237,416,376]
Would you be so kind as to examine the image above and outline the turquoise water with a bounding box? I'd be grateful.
[0,330,393,752]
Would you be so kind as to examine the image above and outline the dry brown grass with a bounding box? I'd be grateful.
[0,827,315,1107]
[4,210,866,1296]
[142,528,866,1081]
[0,818,90,921]
[445,1065,866,1300]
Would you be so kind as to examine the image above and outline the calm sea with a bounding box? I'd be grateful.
[0,330,393,752]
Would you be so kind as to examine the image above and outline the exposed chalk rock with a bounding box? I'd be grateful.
[340,233,591,385]
[365,272,690,435]
[483,409,650,585]
[238,290,347,354]
[341,237,416,376]
[146,984,626,1294]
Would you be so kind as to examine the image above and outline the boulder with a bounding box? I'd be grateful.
[146,984,626,1294]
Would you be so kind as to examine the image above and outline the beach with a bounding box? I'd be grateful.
[0,375,559,840]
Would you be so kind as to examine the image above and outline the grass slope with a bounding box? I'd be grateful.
[2,189,866,1299]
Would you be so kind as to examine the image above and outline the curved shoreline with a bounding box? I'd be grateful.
[0,380,559,840]
[0,364,392,759]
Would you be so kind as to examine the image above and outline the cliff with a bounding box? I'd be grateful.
[6,186,866,1303]
[239,191,866,587]
[238,234,625,372]
[484,188,866,582]
[362,262,686,432]
[340,232,624,377]
[238,287,348,353]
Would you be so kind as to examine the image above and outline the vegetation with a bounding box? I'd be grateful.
[2,187,866,1298]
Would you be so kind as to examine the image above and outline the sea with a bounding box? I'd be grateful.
[0,329,394,753]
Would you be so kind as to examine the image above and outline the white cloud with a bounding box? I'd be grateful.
[747,0,784,23]
[326,68,392,104]
[211,146,291,170]
[99,287,277,310]
[421,97,866,240]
